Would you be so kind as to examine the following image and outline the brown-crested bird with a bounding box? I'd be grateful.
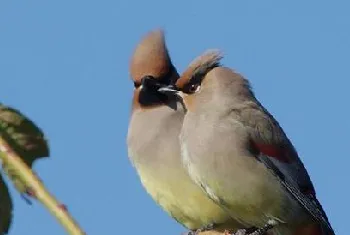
[127,31,242,234]
[158,50,335,235]
[0,174,12,234]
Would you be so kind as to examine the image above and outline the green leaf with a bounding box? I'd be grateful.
[0,103,49,167]
[0,173,12,234]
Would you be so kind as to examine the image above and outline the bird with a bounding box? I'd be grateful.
[127,30,243,234]
[158,50,335,235]
[0,174,12,234]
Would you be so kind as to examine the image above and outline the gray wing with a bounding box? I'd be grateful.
[235,102,334,234]
[258,155,334,235]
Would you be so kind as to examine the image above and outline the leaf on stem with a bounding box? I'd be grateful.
[0,173,12,234]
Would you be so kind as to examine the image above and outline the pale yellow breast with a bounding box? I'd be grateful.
[127,107,239,230]
[133,160,237,230]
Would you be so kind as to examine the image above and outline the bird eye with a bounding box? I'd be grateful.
[186,84,200,94]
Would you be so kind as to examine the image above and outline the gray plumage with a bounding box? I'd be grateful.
[127,31,241,232]
[173,50,334,235]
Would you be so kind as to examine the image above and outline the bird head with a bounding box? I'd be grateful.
[158,50,223,111]
[129,29,179,109]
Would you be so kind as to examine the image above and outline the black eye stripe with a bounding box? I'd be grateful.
[189,84,197,91]
[182,74,203,94]
[183,83,200,94]
[134,82,141,88]
[134,66,175,89]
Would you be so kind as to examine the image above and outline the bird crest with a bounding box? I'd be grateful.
[177,50,223,89]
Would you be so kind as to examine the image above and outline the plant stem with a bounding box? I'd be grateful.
[0,137,86,235]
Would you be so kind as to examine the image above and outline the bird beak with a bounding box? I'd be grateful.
[158,85,183,98]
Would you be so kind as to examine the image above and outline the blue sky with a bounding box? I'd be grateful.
[0,1,348,234]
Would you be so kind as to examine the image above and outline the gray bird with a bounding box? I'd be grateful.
[127,31,242,234]
[159,50,335,235]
